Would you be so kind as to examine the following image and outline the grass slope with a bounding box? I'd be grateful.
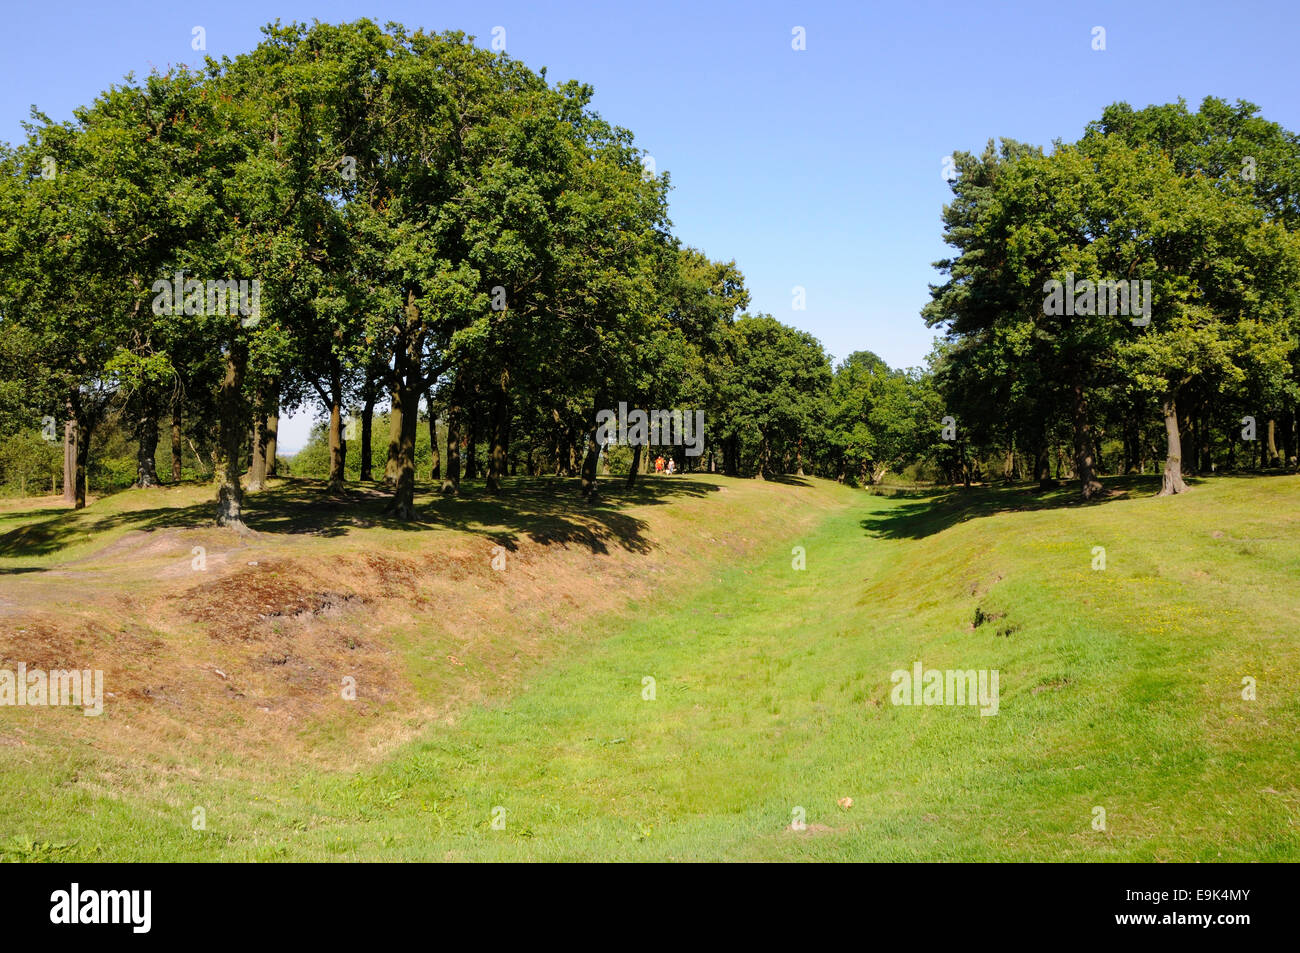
[1,473,1297,860]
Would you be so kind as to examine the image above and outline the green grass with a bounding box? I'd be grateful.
[2,473,1297,860]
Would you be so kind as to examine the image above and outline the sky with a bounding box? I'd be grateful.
[3,0,1297,451]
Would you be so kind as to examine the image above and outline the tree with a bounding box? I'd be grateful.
[924,128,1300,498]
[723,315,831,479]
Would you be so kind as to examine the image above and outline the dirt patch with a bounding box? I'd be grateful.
[178,562,365,643]
[1032,677,1073,695]
[0,616,162,671]
[67,529,186,566]
[971,605,1006,629]
[0,475,845,780]
[966,573,1004,597]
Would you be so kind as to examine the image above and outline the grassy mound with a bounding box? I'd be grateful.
[1,473,1296,860]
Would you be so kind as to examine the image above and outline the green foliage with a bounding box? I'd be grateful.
[6,24,1297,507]
[823,351,938,483]
[0,836,77,862]
[927,106,1300,491]
[717,314,831,476]
[288,413,448,483]
[0,430,61,496]
[5,474,1298,859]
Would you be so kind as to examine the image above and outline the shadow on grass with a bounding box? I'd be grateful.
[859,473,1206,540]
[860,468,1299,539]
[765,474,813,487]
[0,474,722,562]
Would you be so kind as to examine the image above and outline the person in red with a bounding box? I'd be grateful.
[655,455,665,473]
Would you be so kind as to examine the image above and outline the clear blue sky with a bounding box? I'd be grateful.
[4,0,1297,450]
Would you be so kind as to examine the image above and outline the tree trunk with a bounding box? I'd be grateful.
[1158,398,1190,496]
[214,343,248,529]
[568,426,580,477]
[247,406,268,492]
[725,434,740,477]
[1123,416,1139,475]
[62,415,76,505]
[580,422,601,500]
[265,381,279,478]
[1034,443,1052,488]
[550,410,564,477]
[427,390,440,481]
[464,414,479,480]
[385,399,403,487]
[1267,417,1279,466]
[626,443,642,488]
[390,383,420,519]
[73,416,92,509]
[1070,381,1103,499]
[487,380,509,494]
[755,435,770,480]
[170,400,183,482]
[442,399,461,494]
[63,390,99,510]
[134,398,161,488]
[327,395,346,492]
[360,381,376,482]
[1282,408,1297,468]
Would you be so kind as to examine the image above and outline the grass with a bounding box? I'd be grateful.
[1,471,1297,860]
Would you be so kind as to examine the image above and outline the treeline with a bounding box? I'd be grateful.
[1,21,1296,514]
[0,18,934,513]
[925,97,1300,497]
[0,20,697,517]
[282,336,943,486]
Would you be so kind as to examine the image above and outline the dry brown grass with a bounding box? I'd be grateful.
[0,475,843,783]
